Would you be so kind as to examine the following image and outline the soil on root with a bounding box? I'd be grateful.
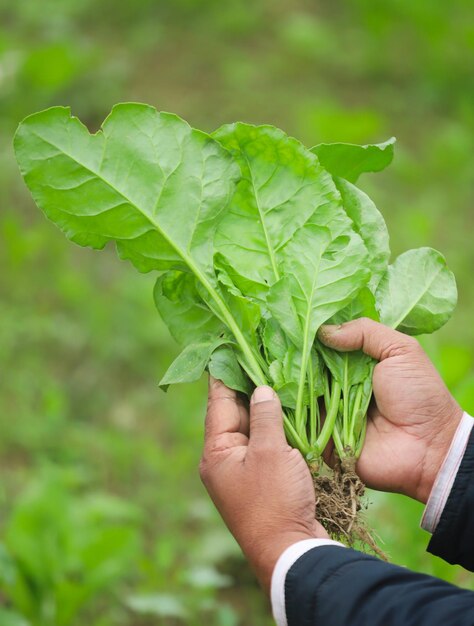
[311,457,387,560]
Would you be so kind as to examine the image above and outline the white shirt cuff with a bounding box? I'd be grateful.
[271,538,345,626]
[421,411,474,533]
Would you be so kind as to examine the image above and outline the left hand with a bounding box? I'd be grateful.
[319,319,463,503]
[199,378,328,594]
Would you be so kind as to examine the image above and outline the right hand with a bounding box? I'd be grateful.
[319,318,463,503]
[200,379,327,593]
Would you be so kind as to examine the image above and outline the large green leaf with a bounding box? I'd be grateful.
[376,247,457,335]
[311,138,395,183]
[212,123,343,299]
[267,225,369,425]
[14,105,267,385]
[268,227,370,351]
[335,178,390,289]
[14,105,239,277]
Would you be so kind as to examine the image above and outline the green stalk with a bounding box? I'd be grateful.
[347,384,363,451]
[342,355,350,443]
[353,379,373,456]
[332,423,345,459]
[295,334,311,434]
[284,414,310,455]
[236,353,269,389]
[355,419,367,458]
[193,270,267,386]
[312,381,341,456]
[308,356,317,445]
[323,368,331,409]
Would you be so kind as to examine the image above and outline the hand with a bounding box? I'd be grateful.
[200,378,328,593]
[319,318,463,503]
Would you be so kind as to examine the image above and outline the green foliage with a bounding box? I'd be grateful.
[312,138,395,183]
[14,105,457,465]
[376,248,457,335]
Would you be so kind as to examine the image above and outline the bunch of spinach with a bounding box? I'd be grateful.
[14,104,457,508]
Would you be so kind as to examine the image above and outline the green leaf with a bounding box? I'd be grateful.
[15,105,267,385]
[215,268,262,336]
[318,288,379,387]
[376,247,457,335]
[154,271,224,345]
[262,317,290,362]
[269,347,324,409]
[208,346,253,395]
[267,224,369,426]
[335,178,390,289]
[312,137,396,183]
[14,105,239,277]
[159,337,229,389]
[212,122,342,299]
[331,286,379,327]
[268,227,370,351]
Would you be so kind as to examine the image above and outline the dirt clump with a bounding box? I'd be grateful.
[312,458,387,560]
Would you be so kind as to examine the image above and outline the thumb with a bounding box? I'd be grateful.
[249,386,286,448]
[318,317,418,361]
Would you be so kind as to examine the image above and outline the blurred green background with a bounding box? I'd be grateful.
[1,1,474,624]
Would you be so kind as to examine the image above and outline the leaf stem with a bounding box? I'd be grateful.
[308,356,317,445]
[348,384,363,451]
[355,419,367,458]
[332,423,345,459]
[342,355,350,443]
[283,413,310,455]
[312,381,341,457]
[197,272,267,386]
[323,368,331,409]
[295,323,313,433]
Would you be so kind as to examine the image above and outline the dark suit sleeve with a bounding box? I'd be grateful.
[285,546,474,626]
[428,427,474,570]
[284,429,474,625]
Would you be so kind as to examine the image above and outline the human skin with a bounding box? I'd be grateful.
[199,318,463,593]
[319,318,463,503]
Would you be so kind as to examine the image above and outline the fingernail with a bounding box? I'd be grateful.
[251,385,275,404]
[318,324,342,339]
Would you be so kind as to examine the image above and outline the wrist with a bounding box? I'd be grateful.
[416,402,464,503]
[245,530,319,595]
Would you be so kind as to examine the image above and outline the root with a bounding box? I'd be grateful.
[312,458,387,561]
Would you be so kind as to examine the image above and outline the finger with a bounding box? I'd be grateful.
[318,318,418,361]
[236,394,250,437]
[249,386,286,448]
[207,431,249,454]
[205,377,250,448]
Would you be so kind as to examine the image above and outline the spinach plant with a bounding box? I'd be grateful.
[14,104,457,543]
